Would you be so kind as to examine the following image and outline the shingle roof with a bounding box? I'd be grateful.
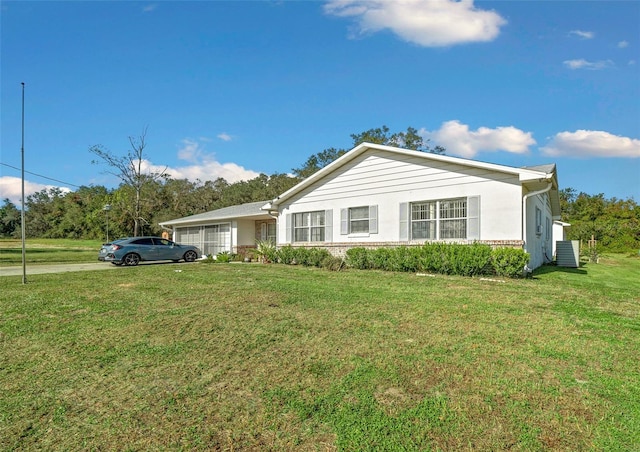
[160,200,270,226]
[522,163,556,174]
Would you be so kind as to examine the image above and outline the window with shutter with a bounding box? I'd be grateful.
[405,197,480,241]
[340,205,378,235]
[292,211,326,242]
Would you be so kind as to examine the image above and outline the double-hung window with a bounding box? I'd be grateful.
[294,211,325,242]
[439,198,467,239]
[401,196,479,241]
[411,201,437,239]
[340,205,378,235]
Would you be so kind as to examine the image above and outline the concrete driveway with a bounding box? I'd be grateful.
[0,262,118,277]
[0,261,197,277]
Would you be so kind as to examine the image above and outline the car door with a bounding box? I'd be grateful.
[130,237,157,260]
[153,238,181,260]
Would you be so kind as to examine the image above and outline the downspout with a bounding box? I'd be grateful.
[522,181,553,272]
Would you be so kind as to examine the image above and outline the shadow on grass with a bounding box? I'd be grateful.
[534,262,588,276]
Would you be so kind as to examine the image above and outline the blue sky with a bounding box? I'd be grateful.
[1,0,639,207]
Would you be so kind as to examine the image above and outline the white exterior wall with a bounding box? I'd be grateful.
[277,150,524,245]
[524,191,554,269]
[552,221,569,257]
[236,219,256,247]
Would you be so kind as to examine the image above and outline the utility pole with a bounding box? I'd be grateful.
[21,82,26,284]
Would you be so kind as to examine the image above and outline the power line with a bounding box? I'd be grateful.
[0,161,82,188]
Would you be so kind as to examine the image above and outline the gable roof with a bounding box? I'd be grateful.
[267,143,559,213]
[160,200,271,227]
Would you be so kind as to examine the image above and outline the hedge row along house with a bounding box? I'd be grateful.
[159,142,563,270]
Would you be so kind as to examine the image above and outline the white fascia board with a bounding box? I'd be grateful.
[518,170,555,183]
[159,212,267,228]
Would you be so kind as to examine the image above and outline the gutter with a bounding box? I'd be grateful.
[522,180,553,271]
[261,201,279,219]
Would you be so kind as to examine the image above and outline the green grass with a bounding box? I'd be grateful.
[0,238,103,266]
[1,244,639,450]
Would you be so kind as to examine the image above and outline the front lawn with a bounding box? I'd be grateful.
[1,255,638,450]
[0,238,102,266]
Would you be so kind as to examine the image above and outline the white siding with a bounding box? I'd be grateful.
[525,191,554,268]
[277,150,523,244]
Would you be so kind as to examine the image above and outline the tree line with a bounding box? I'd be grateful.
[1,125,638,253]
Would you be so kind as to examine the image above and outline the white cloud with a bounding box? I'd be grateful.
[217,133,233,142]
[563,58,614,70]
[169,138,259,183]
[569,30,594,39]
[142,4,157,13]
[324,0,507,47]
[421,120,536,158]
[176,138,204,163]
[618,40,629,48]
[541,130,640,158]
[160,161,260,184]
[0,176,71,206]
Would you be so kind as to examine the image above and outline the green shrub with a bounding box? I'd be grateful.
[215,251,233,263]
[370,247,393,270]
[293,247,311,266]
[322,255,345,271]
[387,247,412,272]
[450,243,493,277]
[283,244,528,279]
[275,247,331,267]
[419,243,451,274]
[491,247,530,278]
[277,245,298,265]
[346,243,528,278]
[255,239,277,263]
[345,247,372,270]
[305,248,331,267]
[201,254,216,264]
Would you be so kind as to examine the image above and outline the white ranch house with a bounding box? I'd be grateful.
[161,142,563,270]
[159,201,276,258]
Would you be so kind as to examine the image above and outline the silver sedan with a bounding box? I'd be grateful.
[98,237,201,266]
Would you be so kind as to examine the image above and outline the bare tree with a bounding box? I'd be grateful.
[90,127,168,236]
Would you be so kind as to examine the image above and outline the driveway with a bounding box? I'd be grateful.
[0,261,197,277]
[0,262,118,277]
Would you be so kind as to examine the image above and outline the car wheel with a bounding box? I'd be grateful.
[123,253,140,266]
[183,250,197,262]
